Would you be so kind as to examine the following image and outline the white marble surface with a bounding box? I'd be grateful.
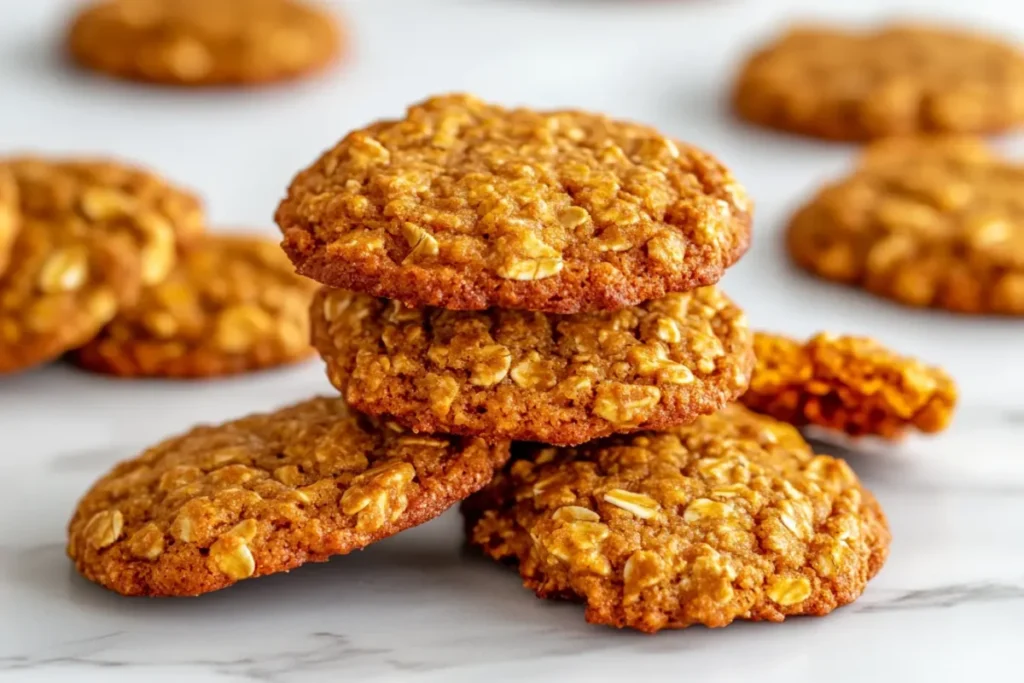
[2,1,1024,681]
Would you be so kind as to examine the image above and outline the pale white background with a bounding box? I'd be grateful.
[1,1,1023,682]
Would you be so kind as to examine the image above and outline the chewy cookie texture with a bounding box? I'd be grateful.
[311,287,754,445]
[66,0,342,87]
[463,404,890,632]
[68,397,510,596]
[277,94,752,314]
[0,157,204,375]
[733,23,1024,140]
[787,136,1024,315]
[76,234,318,379]
[743,332,957,440]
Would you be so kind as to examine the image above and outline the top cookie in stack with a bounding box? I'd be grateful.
[277,94,755,445]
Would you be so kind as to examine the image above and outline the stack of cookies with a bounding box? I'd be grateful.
[284,94,757,447]
[275,94,891,631]
[69,95,945,633]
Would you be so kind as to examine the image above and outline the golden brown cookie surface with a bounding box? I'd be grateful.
[66,0,342,87]
[0,157,203,374]
[787,137,1024,314]
[76,233,317,378]
[733,24,1024,140]
[463,404,890,633]
[743,332,957,439]
[68,397,510,596]
[277,94,752,314]
[311,287,753,446]
[0,167,18,276]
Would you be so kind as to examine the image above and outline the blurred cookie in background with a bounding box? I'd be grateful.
[75,233,317,379]
[786,136,1024,315]
[0,157,203,375]
[0,167,18,277]
[66,0,343,87]
[733,23,1024,140]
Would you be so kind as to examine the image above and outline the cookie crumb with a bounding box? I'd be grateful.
[743,331,957,439]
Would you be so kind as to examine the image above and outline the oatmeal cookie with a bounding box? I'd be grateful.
[66,0,342,87]
[68,397,510,596]
[311,287,753,445]
[463,404,890,633]
[277,94,752,314]
[0,167,18,277]
[0,157,204,374]
[787,137,1024,314]
[76,233,317,378]
[742,332,957,439]
[733,24,1024,140]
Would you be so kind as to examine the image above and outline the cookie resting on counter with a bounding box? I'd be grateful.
[68,397,510,596]
[463,404,890,632]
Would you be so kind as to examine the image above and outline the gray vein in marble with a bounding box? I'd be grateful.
[859,580,1024,613]
[1,618,702,681]
[1,633,389,682]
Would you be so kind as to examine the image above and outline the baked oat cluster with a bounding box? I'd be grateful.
[788,136,1024,315]
[733,24,1024,140]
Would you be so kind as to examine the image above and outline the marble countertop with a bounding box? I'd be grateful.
[2,1,1023,681]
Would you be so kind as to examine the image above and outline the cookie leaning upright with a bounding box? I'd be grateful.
[66,0,343,87]
[311,287,753,445]
[733,24,1024,140]
[76,234,318,379]
[277,94,752,314]
[0,157,203,374]
[68,397,510,596]
[786,136,1024,315]
[463,404,890,632]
